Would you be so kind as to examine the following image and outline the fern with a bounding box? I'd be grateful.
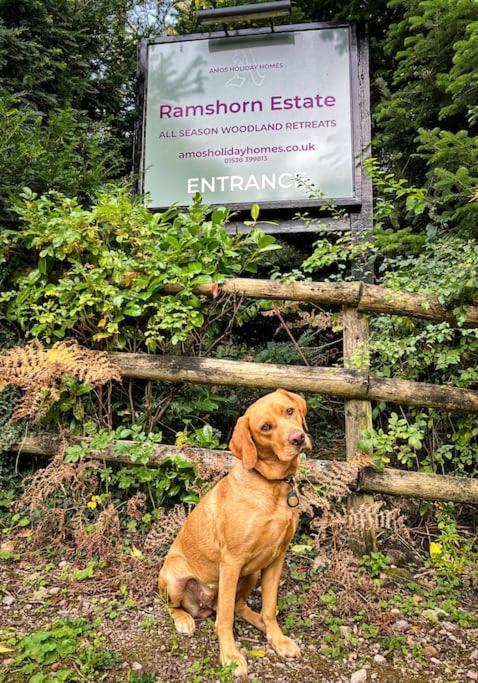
[0,339,121,421]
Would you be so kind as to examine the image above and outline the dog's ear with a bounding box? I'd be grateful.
[229,415,257,469]
[277,388,308,433]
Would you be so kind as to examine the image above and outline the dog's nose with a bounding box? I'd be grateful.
[288,430,305,446]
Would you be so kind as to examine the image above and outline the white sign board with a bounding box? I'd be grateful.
[141,25,357,209]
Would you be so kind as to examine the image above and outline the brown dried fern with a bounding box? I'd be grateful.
[72,504,120,560]
[298,454,372,516]
[312,499,410,542]
[0,339,121,421]
[18,443,100,514]
[126,493,147,519]
[143,505,187,555]
[184,446,229,482]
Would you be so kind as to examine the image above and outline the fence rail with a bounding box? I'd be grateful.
[163,277,478,326]
[110,353,478,413]
[12,435,478,504]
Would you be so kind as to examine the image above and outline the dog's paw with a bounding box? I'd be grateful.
[221,651,248,678]
[271,635,301,658]
[173,611,195,635]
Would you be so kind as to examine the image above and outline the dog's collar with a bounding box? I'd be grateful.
[250,468,300,508]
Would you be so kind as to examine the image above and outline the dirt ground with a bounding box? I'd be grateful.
[1,551,477,683]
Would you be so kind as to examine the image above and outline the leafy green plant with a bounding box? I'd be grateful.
[427,504,478,587]
[0,187,278,349]
[0,98,121,227]
[127,672,155,683]
[358,412,427,470]
[300,159,478,479]
[65,424,199,508]
[360,551,391,578]
[67,559,100,582]
[6,617,120,682]
[379,633,408,655]
[188,657,239,683]
[140,615,158,633]
[381,582,477,628]
[175,423,225,450]
[301,227,374,281]
[0,511,31,536]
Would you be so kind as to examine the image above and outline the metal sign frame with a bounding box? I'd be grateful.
[135,21,372,219]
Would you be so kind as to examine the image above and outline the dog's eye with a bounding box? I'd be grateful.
[261,423,272,432]
[286,407,294,416]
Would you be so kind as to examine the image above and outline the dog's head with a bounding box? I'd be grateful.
[228,389,312,474]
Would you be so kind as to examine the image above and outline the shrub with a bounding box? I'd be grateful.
[0,187,279,349]
[0,98,120,225]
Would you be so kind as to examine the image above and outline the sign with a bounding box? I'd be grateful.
[139,24,364,210]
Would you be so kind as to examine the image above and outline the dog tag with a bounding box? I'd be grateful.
[287,487,299,508]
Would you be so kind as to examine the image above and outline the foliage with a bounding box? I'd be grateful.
[0,187,278,349]
[374,1,478,185]
[426,503,478,587]
[367,229,478,475]
[6,431,198,566]
[301,228,373,281]
[415,127,478,233]
[360,551,391,578]
[363,157,428,256]
[0,452,22,520]
[0,0,179,232]
[0,0,140,157]
[188,658,239,683]
[175,423,225,450]
[0,340,121,421]
[0,385,23,452]
[302,161,478,477]
[0,98,121,225]
[64,423,199,508]
[2,617,121,683]
[359,412,427,470]
[301,157,431,280]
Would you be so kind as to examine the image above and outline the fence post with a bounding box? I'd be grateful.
[342,305,376,554]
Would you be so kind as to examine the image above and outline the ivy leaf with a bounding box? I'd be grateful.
[124,303,143,317]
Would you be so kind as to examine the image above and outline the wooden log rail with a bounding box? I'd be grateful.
[163,278,478,327]
[109,353,478,413]
[12,435,478,505]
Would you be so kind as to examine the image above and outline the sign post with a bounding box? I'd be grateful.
[135,20,375,552]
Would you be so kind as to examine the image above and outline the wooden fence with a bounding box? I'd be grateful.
[12,277,478,533]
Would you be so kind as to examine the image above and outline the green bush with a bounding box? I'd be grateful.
[301,164,478,476]
[0,98,120,224]
[0,186,278,349]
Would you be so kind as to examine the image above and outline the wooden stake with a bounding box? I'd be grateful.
[342,306,376,554]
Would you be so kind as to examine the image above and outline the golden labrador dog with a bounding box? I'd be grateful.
[159,389,312,678]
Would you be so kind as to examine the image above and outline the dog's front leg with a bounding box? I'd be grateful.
[261,554,301,658]
[215,562,247,678]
